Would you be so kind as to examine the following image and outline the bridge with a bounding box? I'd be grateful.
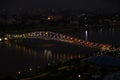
[5,31,120,52]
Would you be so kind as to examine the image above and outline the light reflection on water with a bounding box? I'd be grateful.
[2,41,86,76]
[85,30,88,41]
[5,41,83,62]
[1,28,120,76]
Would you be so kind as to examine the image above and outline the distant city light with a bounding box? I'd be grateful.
[4,37,8,40]
[37,66,40,69]
[85,30,88,41]
[85,24,88,27]
[47,17,51,20]
[48,63,51,66]
[18,71,21,75]
[29,68,32,71]
[0,38,2,41]
[78,75,81,78]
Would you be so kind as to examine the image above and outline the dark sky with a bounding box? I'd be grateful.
[0,0,120,13]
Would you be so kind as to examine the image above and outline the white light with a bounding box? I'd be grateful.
[78,75,81,78]
[85,24,88,27]
[18,71,21,75]
[4,37,8,40]
[85,30,88,41]
[0,38,2,41]
[29,68,32,71]
[48,63,51,66]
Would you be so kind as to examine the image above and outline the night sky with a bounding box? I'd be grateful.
[0,0,120,13]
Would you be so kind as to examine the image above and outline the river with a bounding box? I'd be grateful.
[0,28,120,77]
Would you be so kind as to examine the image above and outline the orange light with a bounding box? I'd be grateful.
[47,17,51,20]
[46,32,48,35]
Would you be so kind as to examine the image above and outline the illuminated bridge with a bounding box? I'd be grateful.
[6,31,120,52]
